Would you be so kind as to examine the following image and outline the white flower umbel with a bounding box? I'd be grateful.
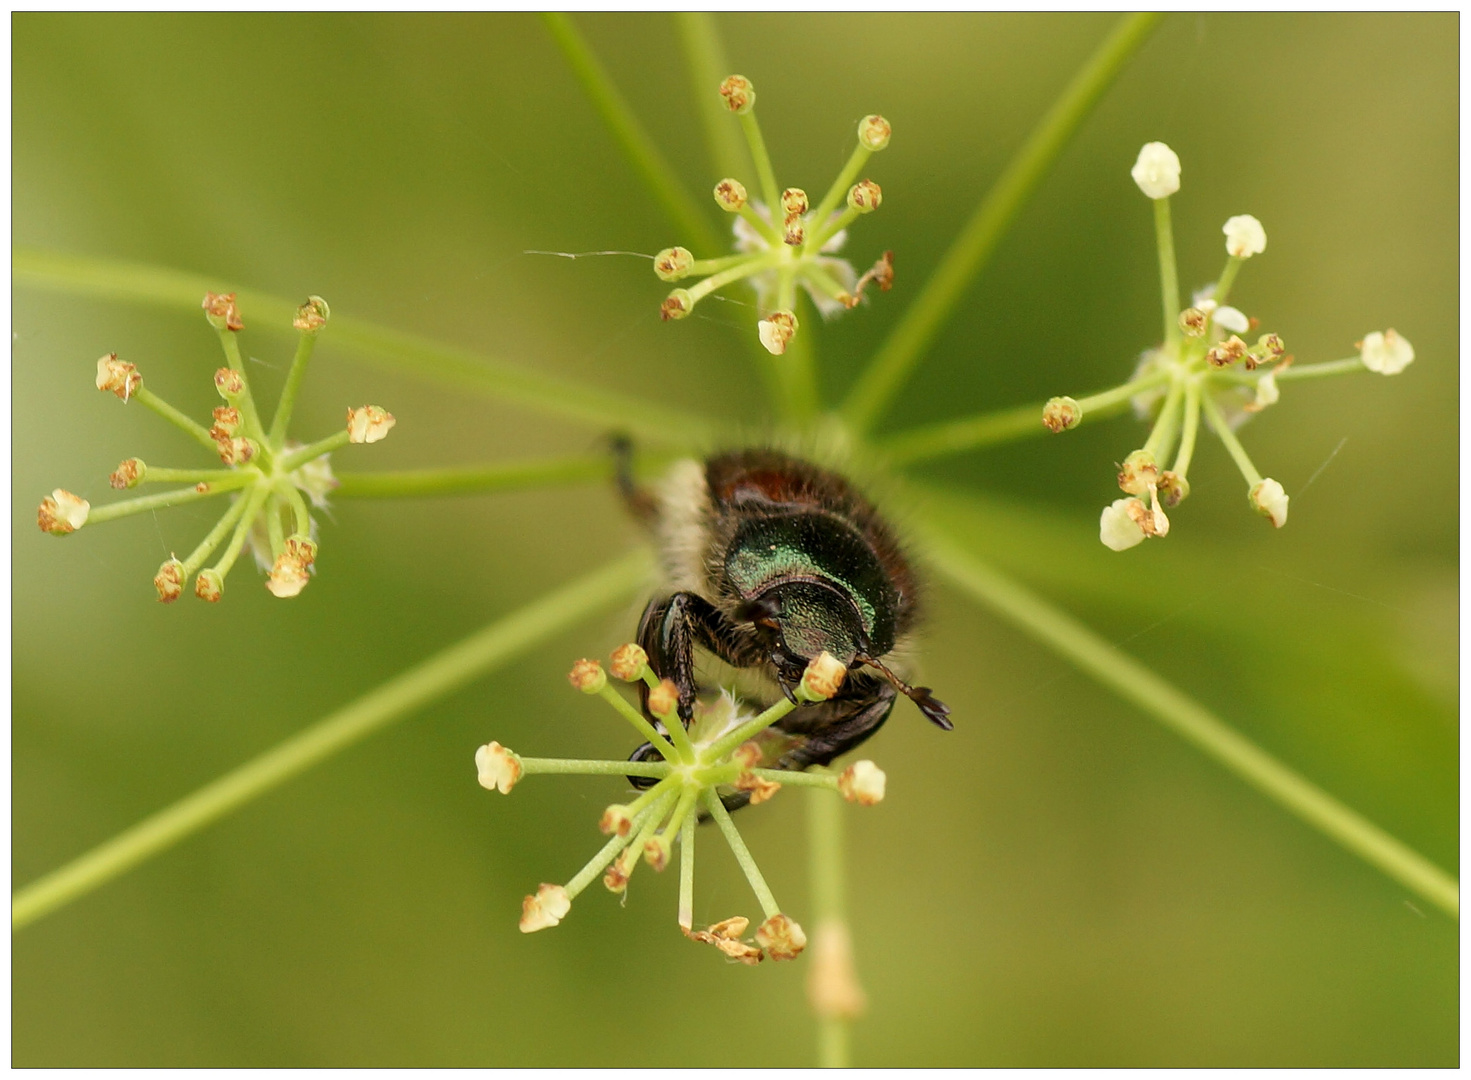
[1360,329,1415,374]
[1131,141,1181,199]
[479,647,886,960]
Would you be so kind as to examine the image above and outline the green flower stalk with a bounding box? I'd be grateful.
[654,74,896,358]
[1044,141,1416,550]
[37,292,399,601]
[475,645,886,963]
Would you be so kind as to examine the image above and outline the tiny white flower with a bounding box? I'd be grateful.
[1100,498,1146,551]
[1250,478,1289,528]
[346,405,395,444]
[37,489,90,535]
[1359,329,1414,375]
[838,760,886,806]
[758,311,798,356]
[1223,214,1267,258]
[1131,142,1181,199]
[1249,372,1280,411]
[475,741,523,794]
[1212,305,1250,334]
[519,883,571,933]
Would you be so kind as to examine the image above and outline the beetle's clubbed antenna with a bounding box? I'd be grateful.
[856,654,953,730]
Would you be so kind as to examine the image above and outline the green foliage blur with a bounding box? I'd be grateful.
[13,12,1456,1066]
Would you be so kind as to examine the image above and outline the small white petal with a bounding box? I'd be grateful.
[1100,498,1147,551]
[1212,305,1250,334]
[1131,142,1181,199]
[1360,329,1415,375]
[1253,372,1280,410]
[1250,478,1289,528]
[838,760,887,805]
[1223,215,1267,258]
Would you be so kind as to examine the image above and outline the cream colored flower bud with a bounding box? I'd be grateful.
[782,219,805,247]
[475,740,523,794]
[293,295,330,334]
[1206,335,1248,369]
[519,883,571,933]
[719,74,755,113]
[1212,305,1249,334]
[210,406,241,440]
[847,179,882,213]
[266,551,311,598]
[757,310,798,355]
[346,405,396,444]
[1131,141,1180,199]
[217,437,257,466]
[214,367,246,399]
[756,913,807,961]
[608,643,649,681]
[202,291,243,331]
[1156,470,1190,508]
[660,288,693,321]
[838,760,886,805]
[780,188,808,217]
[1042,396,1081,433]
[643,834,671,872]
[1243,372,1279,413]
[1360,329,1414,375]
[95,353,142,400]
[600,804,634,837]
[110,458,145,490]
[1179,307,1209,337]
[800,651,846,702]
[1100,498,1147,552]
[1250,478,1289,528]
[653,246,694,282]
[858,114,891,151]
[194,568,224,603]
[1117,449,1160,497]
[154,557,186,602]
[1223,214,1267,258]
[567,658,607,694]
[647,678,679,719]
[285,534,317,568]
[713,178,748,212]
[37,489,90,535]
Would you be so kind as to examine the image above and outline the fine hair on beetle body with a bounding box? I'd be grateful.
[611,436,952,808]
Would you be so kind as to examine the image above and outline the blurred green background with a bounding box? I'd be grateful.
[13,12,1457,1066]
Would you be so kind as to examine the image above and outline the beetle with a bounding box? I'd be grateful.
[613,442,951,803]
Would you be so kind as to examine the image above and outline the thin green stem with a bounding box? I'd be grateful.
[738,203,782,245]
[687,251,780,303]
[12,548,651,930]
[919,523,1458,921]
[278,430,349,473]
[808,205,862,253]
[1154,197,1180,344]
[268,331,319,449]
[673,13,750,181]
[1141,376,1185,461]
[215,330,269,449]
[678,811,696,930]
[210,484,271,578]
[1212,255,1243,306]
[14,248,718,446]
[879,370,1172,466]
[181,492,253,576]
[595,684,679,761]
[1199,390,1262,488]
[841,13,1163,433]
[1273,357,1366,381]
[703,789,781,919]
[661,784,700,843]
[739,111,781,213]
[565,798,665,900]
[809,785,853,1069]
[687,252,751,276]
[265,494,286,560]
[333,455,611,499]
[805,143,871,255]
[141,466,250,485]
[751,768,838,790]
[707,695,800,762]
[659,703,700,764]
[278,482,312,537]
[1173,377,1202,476]
[541,13,717,254]
[519,757,670,779]
[87,478,250,525]
[133,386,220,453]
